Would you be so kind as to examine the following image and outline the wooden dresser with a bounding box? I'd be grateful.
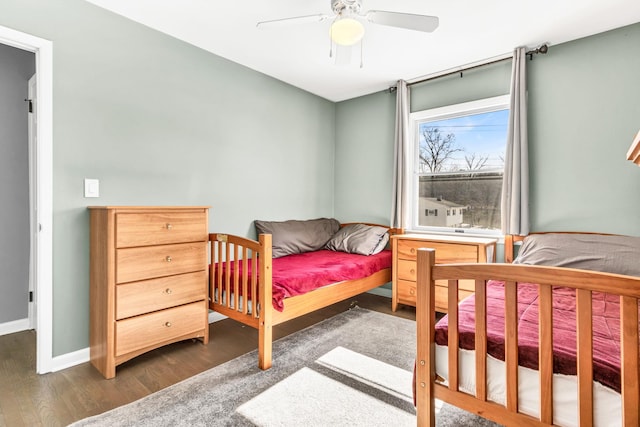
[88,206,209,379]
[391,234,497,313]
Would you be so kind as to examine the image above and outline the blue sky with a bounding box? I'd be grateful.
[420,109,509,171]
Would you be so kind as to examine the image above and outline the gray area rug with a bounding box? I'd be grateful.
[71,307,499,426]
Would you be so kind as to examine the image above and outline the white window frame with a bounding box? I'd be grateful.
[408,94,510,237]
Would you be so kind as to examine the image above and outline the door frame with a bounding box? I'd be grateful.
[0,25,53,374]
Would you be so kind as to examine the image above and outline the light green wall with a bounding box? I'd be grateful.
[334,91,395,224]
[1,0,335,356]
[527,24,640,233]
[335,23,640,240]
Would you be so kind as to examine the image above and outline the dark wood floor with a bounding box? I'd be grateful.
[0,293,415,427]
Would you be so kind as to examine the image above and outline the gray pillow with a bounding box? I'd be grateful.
[325,223,390,256]
[254,218,340,258]
[513,233,640,277]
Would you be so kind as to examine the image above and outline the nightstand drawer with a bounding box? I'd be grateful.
[116,242,206,284]
[116,270,207,320]
[434,285,474,312]
[391,233,497,313]
[397,239,478,262]
[115,301,206,357]
[116,211,207,248]
[397,259,418,281]
[397,279,417,304]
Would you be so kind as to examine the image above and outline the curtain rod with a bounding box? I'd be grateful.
[390,44,549,92]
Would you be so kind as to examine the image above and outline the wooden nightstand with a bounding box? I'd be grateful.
[391,234,497,313]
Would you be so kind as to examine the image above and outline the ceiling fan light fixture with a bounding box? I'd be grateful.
[330,17,364,46]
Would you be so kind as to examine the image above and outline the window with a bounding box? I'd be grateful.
[409,95,509,235]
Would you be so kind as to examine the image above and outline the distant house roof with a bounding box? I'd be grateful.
[423,197,466,209]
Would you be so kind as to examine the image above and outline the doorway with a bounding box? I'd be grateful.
[0,44,34,336]
[0,25,53,374]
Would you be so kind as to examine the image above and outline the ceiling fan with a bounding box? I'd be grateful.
[257,0,439,66]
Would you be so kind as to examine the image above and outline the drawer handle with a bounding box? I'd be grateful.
[164,322,172,327]
[166,223,173,230]
[164,288,172,295]
[410,289,415,295]
[410,248,415,254]
[410,269,415,275]
[165,256,172,262]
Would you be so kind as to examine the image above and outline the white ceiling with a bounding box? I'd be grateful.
[86,0,640,102]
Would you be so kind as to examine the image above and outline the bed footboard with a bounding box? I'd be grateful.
[209,232,274,369]
[415,248,640,427]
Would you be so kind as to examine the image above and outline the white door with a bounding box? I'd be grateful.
[27,73,37,330]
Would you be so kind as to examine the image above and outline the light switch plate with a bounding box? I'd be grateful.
[84,179,100,198]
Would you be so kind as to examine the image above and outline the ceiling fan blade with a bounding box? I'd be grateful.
[365,10,439,33]
[256,14,329,28]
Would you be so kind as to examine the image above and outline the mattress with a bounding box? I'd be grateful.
[435,345,621,427]
[213,249,392,311]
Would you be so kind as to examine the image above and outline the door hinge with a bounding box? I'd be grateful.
[25,98,33,113]
[29,291,34,302]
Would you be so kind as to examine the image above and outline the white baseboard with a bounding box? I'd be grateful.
[209,311,227,323]
[51,347,90,372]
[47,314,224,373]
[366,287,392,299]
[0,318,30,336]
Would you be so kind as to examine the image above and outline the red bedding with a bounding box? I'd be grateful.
[434,280,638,393]
[214,249,391,312]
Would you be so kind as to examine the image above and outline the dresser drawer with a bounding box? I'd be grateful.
[396,239,479,263]
[116,242,206,284]
[116,270,206,320]
[115,301,206,357]
[116,212,207,248]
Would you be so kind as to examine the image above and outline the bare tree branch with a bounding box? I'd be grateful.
[419,127,461,172]
[464,153,489,170]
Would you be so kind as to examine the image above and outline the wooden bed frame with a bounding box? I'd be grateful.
[415,235,640,426]
[208,224,399,370]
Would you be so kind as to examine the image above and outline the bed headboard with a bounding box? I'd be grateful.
[504,231,622,264]
[504,234,525,263]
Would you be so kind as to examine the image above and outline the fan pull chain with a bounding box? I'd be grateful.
[329,19,334,59]
[359,38,364,68]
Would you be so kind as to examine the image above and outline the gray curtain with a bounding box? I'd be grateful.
[391,80,410,229]
[501,47,529,235]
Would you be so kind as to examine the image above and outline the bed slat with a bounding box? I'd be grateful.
[233,243,239,312]
[576,289,594,426]
[505,281,518,413]
[224,241,231,307]
[251,254,258,318]
[538,284,553,424]
[241,247,249,315]
[621,296,640,427]
[475,279,487,401]
[447,279,459,391]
